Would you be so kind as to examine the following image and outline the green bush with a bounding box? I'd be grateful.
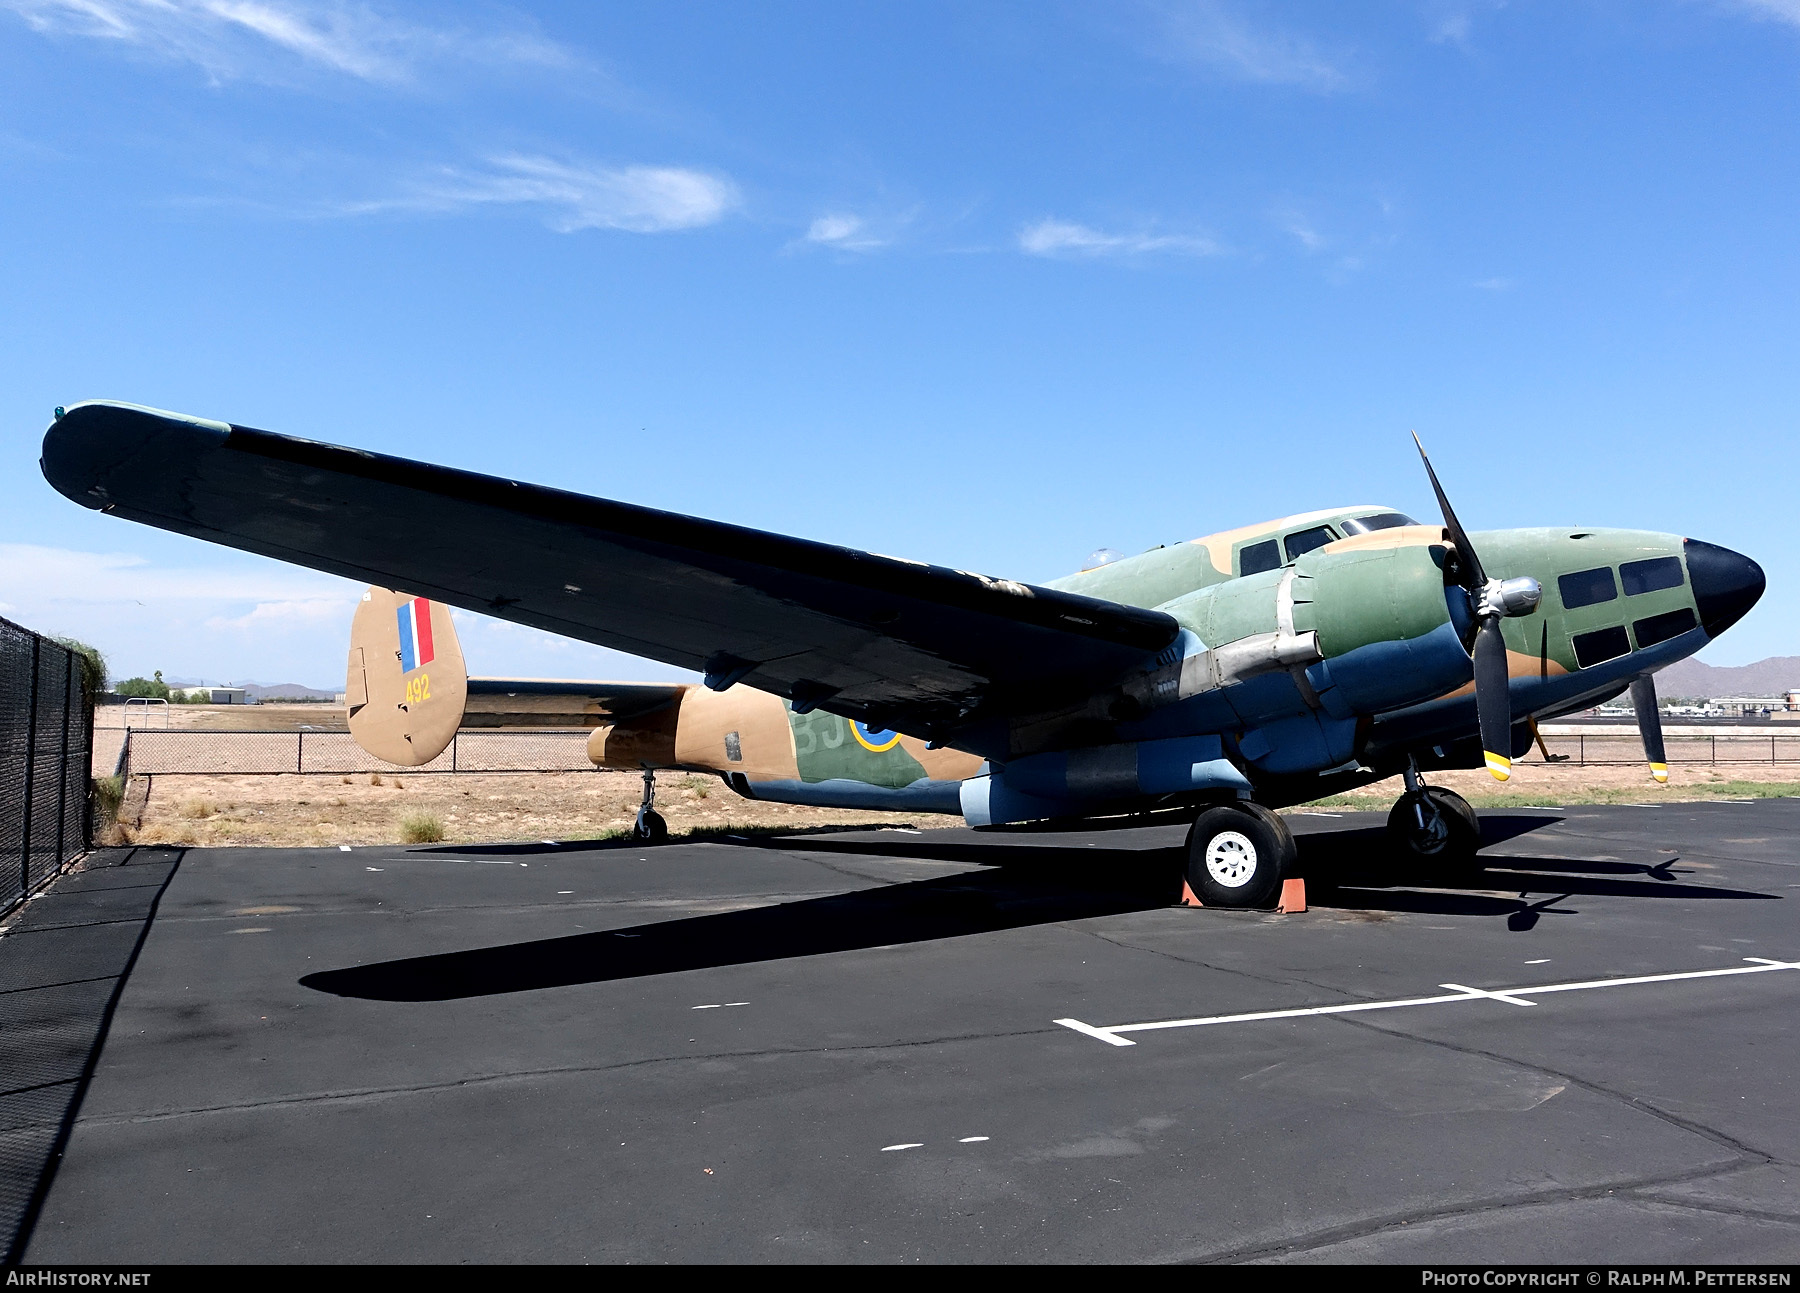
[115,677,170,700]
[52,638,108,700]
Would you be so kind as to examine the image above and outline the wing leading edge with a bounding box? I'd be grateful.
[42,401,1178,748]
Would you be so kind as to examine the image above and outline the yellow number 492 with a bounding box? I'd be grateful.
[406,673,431,705]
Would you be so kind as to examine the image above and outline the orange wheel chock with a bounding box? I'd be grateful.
[1277,878,1307,914]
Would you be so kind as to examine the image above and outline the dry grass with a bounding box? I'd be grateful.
[113,756,1800,849]
[125,768,946,848]
[1302,758,1800,811]
[399,811,446,843]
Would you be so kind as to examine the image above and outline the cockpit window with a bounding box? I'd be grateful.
[1559,567,1618,609]
[1621,556,1684,596]
[1339,512,1419,535]
[1237,539,1281,577]
[1283,525,1337,562]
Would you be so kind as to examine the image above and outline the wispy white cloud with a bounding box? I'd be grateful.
[801,212,887,253]
[1273,208,1326,252]
[0,544,352,605]
[1146,0,1354,92]
[342,155,740,233]
[1,0,573,85]
[1723,0,1800,27]
[1472,276,1514,291]
[1018,218,1223,259]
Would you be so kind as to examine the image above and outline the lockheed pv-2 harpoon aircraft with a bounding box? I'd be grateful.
[42,402,1764,908]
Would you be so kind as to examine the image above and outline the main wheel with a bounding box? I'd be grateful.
[1184,803,1294,909]
[634,809,668,844]
[1386,787,1480,868]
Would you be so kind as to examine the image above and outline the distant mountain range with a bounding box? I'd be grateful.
[1654,655,1800,698]
[164,677,338,700]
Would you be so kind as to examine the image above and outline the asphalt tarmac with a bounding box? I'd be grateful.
[13,800,1800,1263]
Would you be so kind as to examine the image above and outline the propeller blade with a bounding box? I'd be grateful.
[1629,675,1669,784]
[1474,616,1513,780]
[1411,431,1487,590]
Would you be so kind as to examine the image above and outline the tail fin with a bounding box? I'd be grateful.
[347,587,468,766]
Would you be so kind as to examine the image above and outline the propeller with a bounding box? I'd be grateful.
[1413,433,1543,781]
[1628,674,1670,784]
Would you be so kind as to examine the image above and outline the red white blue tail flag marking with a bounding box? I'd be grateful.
[396,596,435,673]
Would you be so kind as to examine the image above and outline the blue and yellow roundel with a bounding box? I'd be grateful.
[850,720,903,752]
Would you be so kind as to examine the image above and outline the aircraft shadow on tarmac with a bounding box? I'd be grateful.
[300,815,1779,1002]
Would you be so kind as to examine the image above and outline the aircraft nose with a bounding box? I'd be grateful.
[1684,538,1765,638]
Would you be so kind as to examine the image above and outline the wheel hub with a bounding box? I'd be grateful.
[1204,830,1259,888]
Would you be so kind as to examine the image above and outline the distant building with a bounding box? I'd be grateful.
[1708,696,1791,717]
[207,687,248,704]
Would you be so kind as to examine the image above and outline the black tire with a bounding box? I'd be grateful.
[1386,788,1481,868]
[1184,803,1293,909]
[634,809,669,844]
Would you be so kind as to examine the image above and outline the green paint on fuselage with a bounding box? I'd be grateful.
[788,704,928,787]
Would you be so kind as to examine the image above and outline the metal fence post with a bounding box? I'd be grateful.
[19,637,39,898]
[53,648,72,868]
[452,733,458,772]
[1579,734,1585,766]
[296,730,304,774]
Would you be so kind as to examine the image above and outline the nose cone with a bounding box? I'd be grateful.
[1685,539,1765,638]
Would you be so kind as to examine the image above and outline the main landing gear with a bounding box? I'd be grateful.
[1183,801,1296,909]
[1387,761,1481,868]
[634,768,668,844]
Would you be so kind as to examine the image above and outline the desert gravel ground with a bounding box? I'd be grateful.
[116,759,1800,848]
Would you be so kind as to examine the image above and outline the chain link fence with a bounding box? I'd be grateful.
[1535,731,1800,766]
[0,618,94,914]
[85,718,1800,781]
[112,728,594,775]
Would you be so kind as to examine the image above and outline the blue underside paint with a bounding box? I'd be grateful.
[740,776,966,815]
[1236,711,1359,775]
[1306,620,1473,721]
[1371,626,1706,752]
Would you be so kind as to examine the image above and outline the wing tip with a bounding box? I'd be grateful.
[41,400,232,509]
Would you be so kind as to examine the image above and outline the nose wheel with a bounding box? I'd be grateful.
[634,769,668,844]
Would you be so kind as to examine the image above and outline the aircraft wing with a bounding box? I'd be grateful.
[42,402,1179,742]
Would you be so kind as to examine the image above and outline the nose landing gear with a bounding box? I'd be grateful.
[634,768,668,844]
[1388,761,1480,868]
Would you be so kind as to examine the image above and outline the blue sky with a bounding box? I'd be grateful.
[1,0,1794,688]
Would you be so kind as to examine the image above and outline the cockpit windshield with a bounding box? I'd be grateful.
[1339,512,1419,535]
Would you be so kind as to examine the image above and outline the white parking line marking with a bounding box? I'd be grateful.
[691,1004,722,1010]
[958,1136,989,1143]
[1055,959,1800,1047]
[339,845,352,852]
[1053,1017,1136,1047]
[1440,983,1537,1006]
[557,891,573,895]
[1525,958,1550,965]
[881,1143,923,1152]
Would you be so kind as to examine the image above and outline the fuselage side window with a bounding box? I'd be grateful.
[1559,567,1618,609]
[1283,525,1337,563]
[1237,539,1281,577]
[1621,556,1684,596]
[1572,625,1631,668]
[1633,608,1698,649]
